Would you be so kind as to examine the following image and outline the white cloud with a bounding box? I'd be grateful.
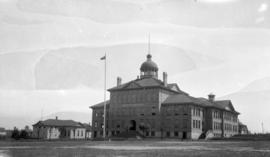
[258,3,268,12]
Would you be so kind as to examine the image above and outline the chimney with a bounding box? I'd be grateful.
[55,116,58,120]
[163,72,168,87]
[208,93,215,102]
[117,77,122,87]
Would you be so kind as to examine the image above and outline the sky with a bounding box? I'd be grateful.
[0,0,270,132]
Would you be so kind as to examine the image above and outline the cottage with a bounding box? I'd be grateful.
[33,117,89,140]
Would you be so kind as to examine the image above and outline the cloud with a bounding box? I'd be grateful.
[258,3,268,12]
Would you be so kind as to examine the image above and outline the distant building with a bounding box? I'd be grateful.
[82,123,92,139]
[0,127,7,139]
[32,117,90,140]
[238,122,249,134]
[91,54,240,140]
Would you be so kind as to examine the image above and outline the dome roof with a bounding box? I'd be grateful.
[140,54,158,72]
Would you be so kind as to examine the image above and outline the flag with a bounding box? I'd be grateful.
[100,55,106,60]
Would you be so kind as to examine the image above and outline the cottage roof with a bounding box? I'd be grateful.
[33,119,84,128]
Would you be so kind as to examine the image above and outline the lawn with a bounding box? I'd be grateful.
[0,140,270,157]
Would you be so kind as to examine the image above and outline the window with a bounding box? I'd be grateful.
[101,123,104,129]
[193,120,196,128]
[94,122,98,128]
[81,130,83,137]
[151,131,155,137]
[174,132,179,137]
[152,112,156,116]
[166,132,170,137]
[146,131,149,136]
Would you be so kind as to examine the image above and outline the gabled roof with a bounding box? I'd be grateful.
[162,94,195,104]
[33,119,84,128]
[108,77,188,95]
[90,100,110,109]
[214,100,235,111]
[162,94,239,114]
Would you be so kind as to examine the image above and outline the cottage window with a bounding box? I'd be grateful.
[101,123,104,129]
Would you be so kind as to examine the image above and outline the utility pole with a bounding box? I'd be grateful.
[100,54,107,139]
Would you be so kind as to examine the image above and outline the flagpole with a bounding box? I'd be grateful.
[103,53,107,139]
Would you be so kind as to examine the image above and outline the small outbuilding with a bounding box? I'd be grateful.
[33,117,89,140]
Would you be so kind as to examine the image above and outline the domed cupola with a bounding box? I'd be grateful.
[140,54,158,79]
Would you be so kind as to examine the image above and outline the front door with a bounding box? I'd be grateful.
[129,120,136,131]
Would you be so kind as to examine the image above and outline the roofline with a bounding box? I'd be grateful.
[90,104,110,109]
[33,124,86,128]
[108,85,181,94]
[161,102,240,114]
[107,77,183,94]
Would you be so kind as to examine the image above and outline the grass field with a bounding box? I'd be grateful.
[0,140,270,157]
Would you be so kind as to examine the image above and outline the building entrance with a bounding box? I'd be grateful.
[129,120,136,131]
[183,132,187,139]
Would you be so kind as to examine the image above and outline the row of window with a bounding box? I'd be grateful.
[108,108,157,117]
[213,111,222,119]
[145,131,156,137]
[213,122,222,130]
[224,112,238,122]
[76,130,84,137]
[111,92,158,104]
[162,106,189,116]
[192,120,201,129]
[192,107,202,117]
[224,123,238,132]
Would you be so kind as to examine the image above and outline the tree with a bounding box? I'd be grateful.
[11,127,20,140]
[20,130,29,139]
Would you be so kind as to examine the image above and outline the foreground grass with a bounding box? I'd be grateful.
[0,140,270,157]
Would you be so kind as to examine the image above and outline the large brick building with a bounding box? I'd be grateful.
[91,54,240,139]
